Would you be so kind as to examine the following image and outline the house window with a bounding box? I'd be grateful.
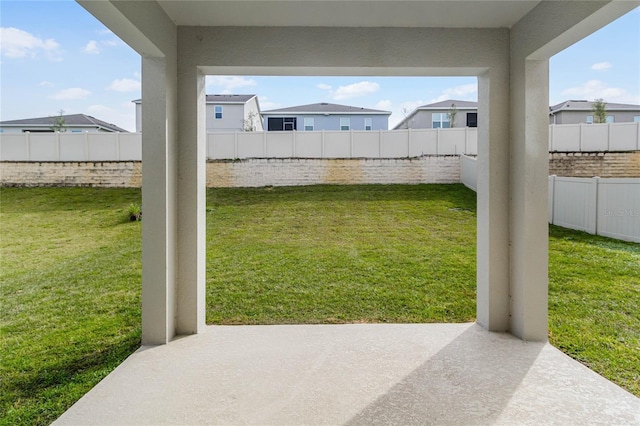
[634,116,640,122]
[340,118,350,131]
[432,113,450,128]
[466,113,478,128]
[214,105,223,119]
[587,115,615,124]
[364,118,372,131]
[304,117,314,131]
[268,117,297,131]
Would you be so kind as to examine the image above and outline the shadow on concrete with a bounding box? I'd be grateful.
[346,324,544,425]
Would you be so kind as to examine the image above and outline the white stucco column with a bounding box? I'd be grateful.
[476,67,511,332]
[508,57,550,341]
[175,64,206,335]
[141,55,178,345]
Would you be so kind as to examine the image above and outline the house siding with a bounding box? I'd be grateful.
[550,110,640,125]
[401,109,477,129]
[264,114,388,131]
[137,100,261,132]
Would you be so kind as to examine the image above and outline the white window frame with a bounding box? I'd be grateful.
[432,113,450,128]
[304,117,314,131]
[214,105,223,119]
[605,115,614,123]
[634,116,640,123]
[340,117,350,131]
[364,117,372,131]
[586,115,594,124]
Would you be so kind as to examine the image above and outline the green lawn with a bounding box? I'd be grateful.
[1,185,638,425]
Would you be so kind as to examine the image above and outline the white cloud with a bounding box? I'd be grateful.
[206,76,257,94]
[82,40,99,54]
[591,62,612,71]
[101,39,120,47]
[399,100,425,114]
[560,79,639,104]
[376,100,392,111]
[88,103,136,132]
[107,78,141,92]
[0,27,61,61]
[317,83,332,90]
[258,96,281,110]
[332,81,379,100]
[428,83,477,103]
[87,104,113,115]
[39,80,54,87]
[50,88,91,100]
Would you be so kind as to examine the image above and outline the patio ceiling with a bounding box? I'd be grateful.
[156,0,541,28]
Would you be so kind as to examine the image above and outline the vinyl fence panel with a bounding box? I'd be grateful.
[596,178,640,242]
[551,177,598,234]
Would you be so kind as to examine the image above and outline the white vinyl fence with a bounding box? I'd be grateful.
[549,176,639,242]
[549,122,640,152]
[207,128,478,159]
[3,122,638,162]
[1,128,478,162]
[0,132,142,161]
[460,154,477,191]
[460,156,639,243]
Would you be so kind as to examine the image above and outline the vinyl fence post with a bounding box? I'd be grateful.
[378,129,382,158]
[233,132,238,159]
[116,132,121,161]
[464,127,469,154]
[263,131,267,157]
[607,123,612,151]
[637,121,640,150]
[407,128,411,157]
[349,130,353,158]
[548,175,556,224]
[56,131,61,161]
[578,123,583,152]
[321,130,325,158]
[592,176,600,236]
[84,131,89,161]
[292,131,296,157]
[26,131,31,161]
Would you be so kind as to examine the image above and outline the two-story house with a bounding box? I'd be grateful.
[549,100,640,124]
[134,94,263,132]
[393,100,478,130]
[262,102,391,131]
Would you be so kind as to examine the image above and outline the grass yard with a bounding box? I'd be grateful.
[1,185,638,425]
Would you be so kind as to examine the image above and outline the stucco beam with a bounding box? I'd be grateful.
[179,27,508,70]
[77,0,176,58]
[512,0,638,61]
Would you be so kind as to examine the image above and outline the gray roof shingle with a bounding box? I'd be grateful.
[263,102,391,115]
[416,99,478,109]
[0,114,128,132]
[549,100,640,113]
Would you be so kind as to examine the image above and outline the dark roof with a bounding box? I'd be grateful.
[262,102,391,115]
[0,114,128,132]
[550,100,640,113]
[416,99,478,109]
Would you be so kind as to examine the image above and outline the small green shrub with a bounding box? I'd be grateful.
[127,203,142,221]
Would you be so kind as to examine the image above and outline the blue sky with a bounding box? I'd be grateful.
[1,1,638,131]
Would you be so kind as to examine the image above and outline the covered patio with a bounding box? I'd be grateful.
[59,0,640,423]
[55,323,640,424]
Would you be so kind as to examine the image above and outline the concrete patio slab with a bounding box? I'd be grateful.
[54,323,640,425]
